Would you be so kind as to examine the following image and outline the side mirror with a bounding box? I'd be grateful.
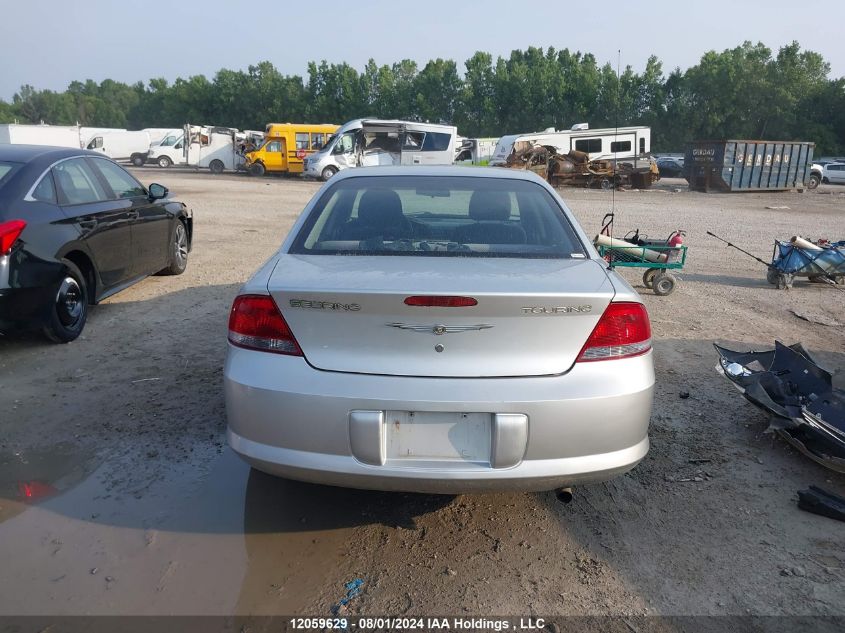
[148,183,168,200]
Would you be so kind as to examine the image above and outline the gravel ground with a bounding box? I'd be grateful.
[0,169,843,616]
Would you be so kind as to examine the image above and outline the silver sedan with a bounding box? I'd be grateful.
[224,166,654,493]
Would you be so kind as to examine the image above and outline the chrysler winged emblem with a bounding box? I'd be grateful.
[386,323,493,335]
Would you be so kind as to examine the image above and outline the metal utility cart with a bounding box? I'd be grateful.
[596,230,688,296]
[766,240,845,289]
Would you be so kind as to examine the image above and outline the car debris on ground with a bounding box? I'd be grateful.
[798,486,845,523]
[715,341,845,472]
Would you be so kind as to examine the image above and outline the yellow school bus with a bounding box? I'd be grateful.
[244,123,339,176]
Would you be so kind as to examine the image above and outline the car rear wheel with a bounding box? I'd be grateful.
[158,221,189,276]
[158,156,173,168]
[321,166,338,181]
[43,260,88,343]
[131,155,145,167]
[209,159,225,174]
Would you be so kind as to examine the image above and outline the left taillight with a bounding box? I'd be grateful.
[0,219,26,256]
[228,294,303,356]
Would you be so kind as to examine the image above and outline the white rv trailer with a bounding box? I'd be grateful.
[490,124,651,166]
[303,119,458,181]
[83,129,152,165]
[0,123,82,148]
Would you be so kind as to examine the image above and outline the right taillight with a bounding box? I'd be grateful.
[0,219,26,256]
[576,302,652,362]
[228,294,303,356]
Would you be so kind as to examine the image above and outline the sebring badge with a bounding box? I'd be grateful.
[521,305,592,314]
[386,323,493,335]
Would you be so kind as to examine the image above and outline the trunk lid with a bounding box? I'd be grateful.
[268,255,615,377]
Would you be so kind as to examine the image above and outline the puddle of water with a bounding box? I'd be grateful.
[0,444,96,525]
[0,446,453,615]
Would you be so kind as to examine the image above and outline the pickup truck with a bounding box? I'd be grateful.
[808,161,845,188]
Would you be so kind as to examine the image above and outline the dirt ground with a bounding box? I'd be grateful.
[0,168,843,617]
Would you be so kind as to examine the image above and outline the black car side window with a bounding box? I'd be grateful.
[90,159,146,199]
[53,159,110,206]
[31,172,57,203]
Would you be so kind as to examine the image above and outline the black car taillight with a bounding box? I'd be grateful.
[0,219,26,256]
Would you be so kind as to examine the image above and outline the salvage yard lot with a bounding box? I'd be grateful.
[0,170,843,616]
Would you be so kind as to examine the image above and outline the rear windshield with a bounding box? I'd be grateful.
[290,175,585,258]
[0,161,22,190]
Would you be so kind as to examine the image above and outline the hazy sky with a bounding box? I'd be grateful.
[1,0,843,100]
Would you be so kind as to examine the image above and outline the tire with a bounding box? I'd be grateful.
[766,268,780,285]
[653,272,677,296]
[643,268,660,289]
[158,221,189,276]
[249,162,266,177]
[599,178,612,190]
[209,159,225,174]
[131,155,145,167]
[321,166,338,181]
[808,174,820,189]
[43,260,88,343]
[157,155,173,168]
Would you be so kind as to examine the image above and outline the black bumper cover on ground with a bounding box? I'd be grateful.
[715,341,845,473]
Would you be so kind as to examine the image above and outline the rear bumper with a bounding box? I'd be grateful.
[224,346,654,493]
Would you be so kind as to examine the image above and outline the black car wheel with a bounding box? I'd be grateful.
[158,221,189,276]
[808,174,820,189]
[321,166,338,181]
[249,162,266,177]
[131,155,145,167]
[43,260,88,343]
[158,156,173,168]
[209,159,225,174]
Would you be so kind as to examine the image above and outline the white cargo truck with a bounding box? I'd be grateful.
[455,137,499,165]
[0,123,82,148]
[184,124,245,173]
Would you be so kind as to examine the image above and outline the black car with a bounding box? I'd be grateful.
[0,145,192,342]
[655,157,685,178]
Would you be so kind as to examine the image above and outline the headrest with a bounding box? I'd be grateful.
[469,190,512,221]
[358,189,404,224]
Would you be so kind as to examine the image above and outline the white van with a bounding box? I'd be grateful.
[490,124,651,166]
[303,119,458,181]
[143,128,181,146]
[147,130,187,167]
[84,130,151,165]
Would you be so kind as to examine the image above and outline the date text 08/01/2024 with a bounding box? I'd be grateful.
[288,617,548,630]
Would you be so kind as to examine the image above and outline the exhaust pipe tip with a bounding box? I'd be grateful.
[555,487,573,504]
